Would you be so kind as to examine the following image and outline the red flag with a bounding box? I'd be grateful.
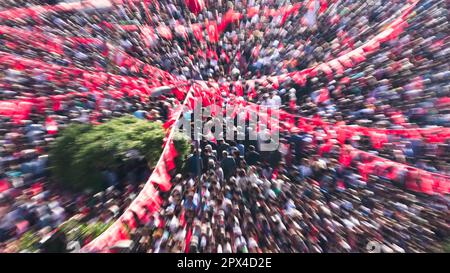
[30,182,44,196]
[117,224,130,241]
[247,7,259,18]
[185,0,205,15]
[339,147,352,167]
[185,227,192,253]
[328,59,345,75]
[164,141,178,171]
[234,82,244,96]
[338,55,353,68]
[349,50,366,65]
[191,23,203,42]
[317,87,330,104]
[418,173,435,195]
[337,180,346,191]
[271,168,279,180]
[206,21,219,43]
[370,132,388,149]
[151,161,172,192]
[0,179,10,193]
[319,0,328,14]
[45,116,58,135]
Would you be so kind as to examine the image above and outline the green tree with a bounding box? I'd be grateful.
[49,116,190,192]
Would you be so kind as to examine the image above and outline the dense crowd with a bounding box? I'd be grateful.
[0,0,449,253]
[130,138,448,253]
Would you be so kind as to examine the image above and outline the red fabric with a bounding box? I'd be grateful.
[191,23,203,41]
[289,99,296,111]
[247,7,259,18]
[319,142,333,156]
[185,227,193,253]
[271,168,279,180]
[349,50,366,64]
[345,146,449,195]
[185,0,204,15]
[337,128,349,144]
[338,55,353,68]
[117,225,130,241]
[328,59,345,75]
[291,72,307,86]
[156,25,173,40]
[316,63,333,77]
[336,180,346,190]
[370,132,388,149]
[319,0,328,14]
[234,82,244,97]
[9,0,429,253]
[45,117,58,135]
[164,141,178,171]
[281,3,302,25]
[317,88,330,104]
[0,3,88,21]
[218,9,242,33]
[363,40,380,52]
[206,21,219,43]
[30,182,44,196]
[0,179,10,193]
[151,161,172,192]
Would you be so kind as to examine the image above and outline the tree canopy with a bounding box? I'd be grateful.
[49,116,190,192]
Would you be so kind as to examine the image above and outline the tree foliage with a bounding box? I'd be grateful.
[49,116,190,192]
[17,220,114,252]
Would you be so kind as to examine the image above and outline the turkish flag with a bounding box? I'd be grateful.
[185,0,205,15]
[206,22,219,43]
[185,227,193,253]
[45,117,58,135]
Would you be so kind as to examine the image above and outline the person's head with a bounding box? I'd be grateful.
[208,159,215,169]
